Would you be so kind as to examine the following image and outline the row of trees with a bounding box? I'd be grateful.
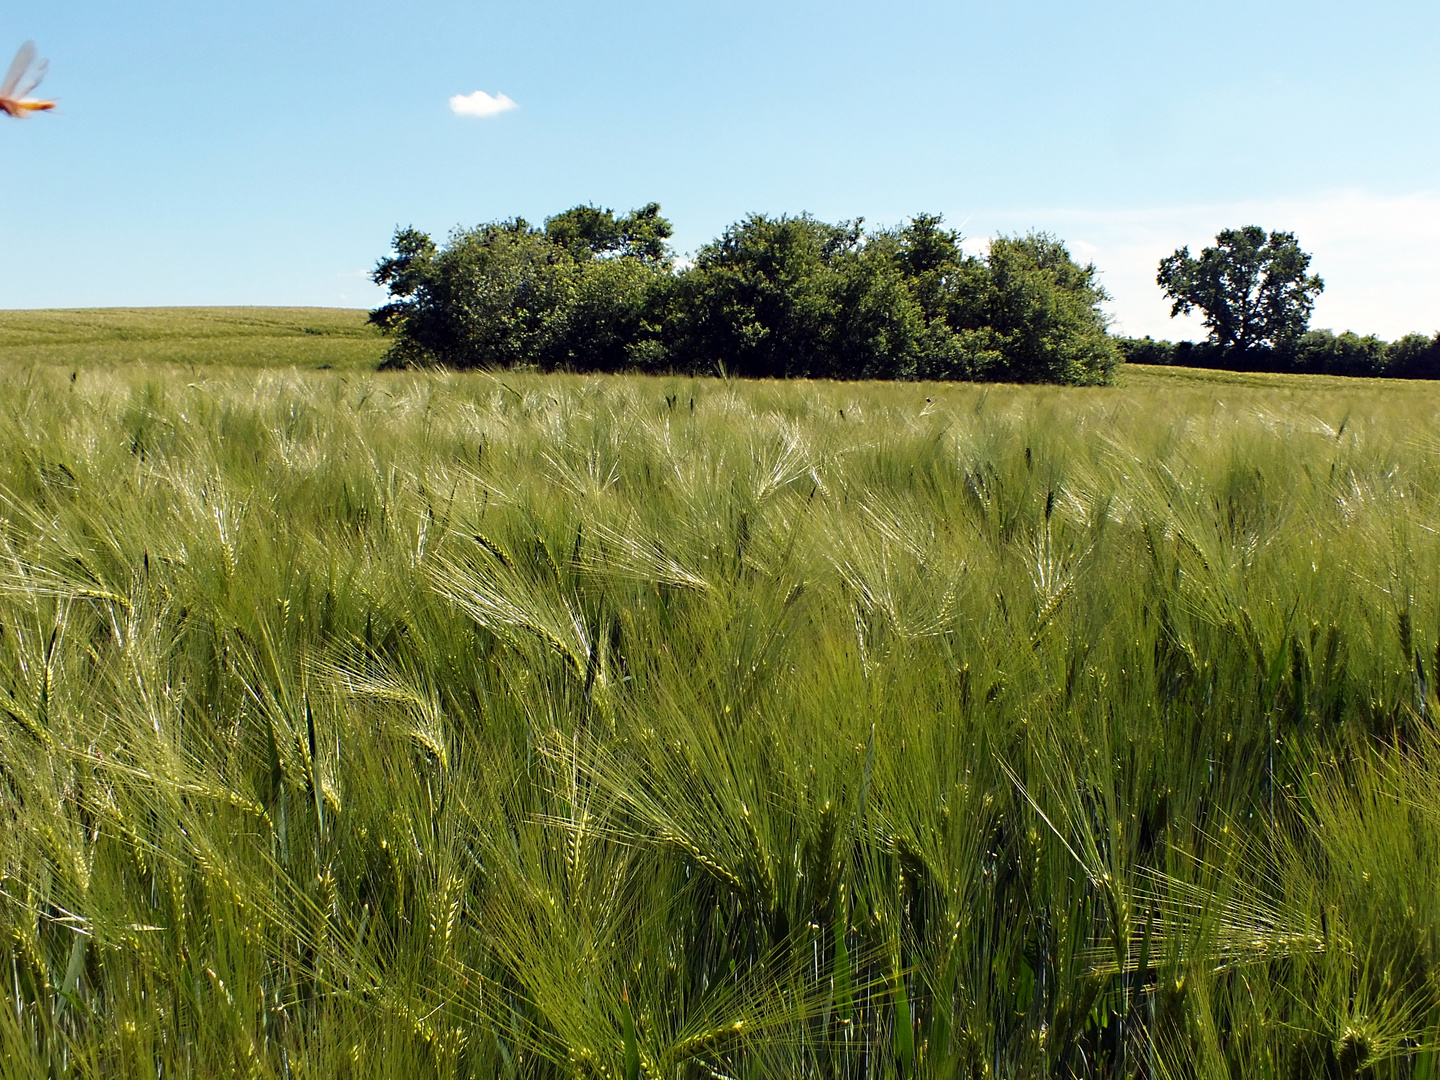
[1140,225,1440,378]
[1121,328,1440,378]
[372,210,1435,383]
[370,204,1121,384]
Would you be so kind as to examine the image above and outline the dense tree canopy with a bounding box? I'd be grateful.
[950,234,1120,385]
[1386,332,1440,378]
[1120,328,1440,379]
[543,202,674,266]
[369,209,673,372]
[371,204,1121,385]
[1157,226,1324,352]
[660,213,919,380]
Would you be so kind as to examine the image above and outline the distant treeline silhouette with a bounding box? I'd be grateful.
[1120,331,1440,379]
[370,204,1120,385]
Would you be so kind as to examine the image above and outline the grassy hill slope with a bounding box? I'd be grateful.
[0,306,387,371]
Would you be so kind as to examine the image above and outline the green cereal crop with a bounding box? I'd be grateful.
[2,342,1439,1077]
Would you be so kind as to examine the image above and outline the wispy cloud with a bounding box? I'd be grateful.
[449,90,518,118]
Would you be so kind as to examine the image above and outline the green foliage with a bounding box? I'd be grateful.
[3,357,1440,1075]
[1385,331,1440,379]
[1289,328,1389,376]
[663,213,923,379]
[1115,334,1178,366]
[1119,327,1440,380]
[947,233,1119,384]
[544,201,674,266]
[370,205,675,372]
[1158,225,1325,351]
[372,209,1121,385]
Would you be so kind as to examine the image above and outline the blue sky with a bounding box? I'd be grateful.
[3,0,1438,338]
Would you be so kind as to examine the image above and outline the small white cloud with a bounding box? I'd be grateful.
[449,90,518,118]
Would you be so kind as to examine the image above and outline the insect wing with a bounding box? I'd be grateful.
[0,41,35,99]
[12,58,46,101]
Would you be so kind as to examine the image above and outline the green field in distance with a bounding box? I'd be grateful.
[0,306,388,371]
[6,305,1434,394]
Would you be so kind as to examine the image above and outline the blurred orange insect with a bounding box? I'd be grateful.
[0,41,54,118]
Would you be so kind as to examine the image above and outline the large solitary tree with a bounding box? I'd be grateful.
[1157,226,1323,352]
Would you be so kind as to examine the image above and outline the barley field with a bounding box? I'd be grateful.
[2,341,1440,1078]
